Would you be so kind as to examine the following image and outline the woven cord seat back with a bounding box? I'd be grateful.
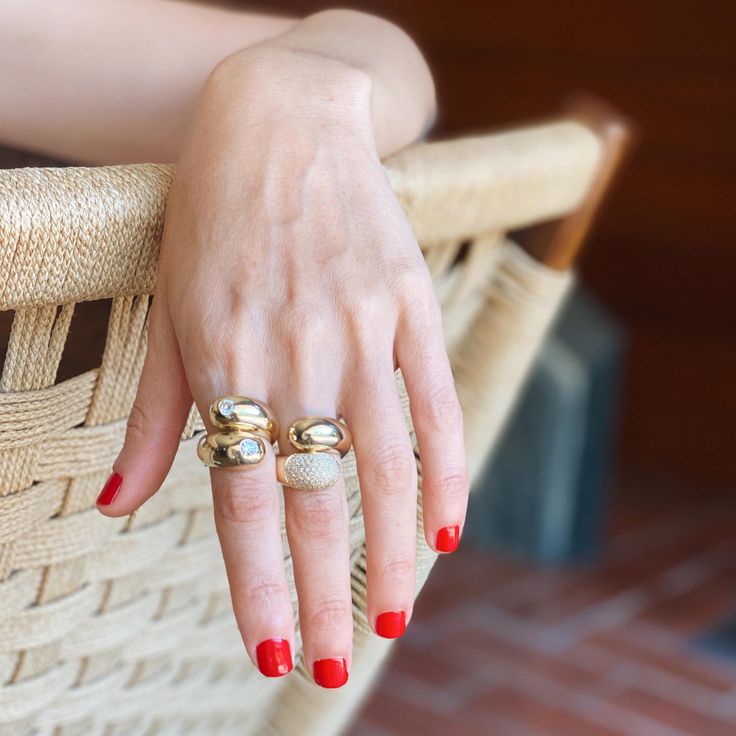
[0,120,600,735]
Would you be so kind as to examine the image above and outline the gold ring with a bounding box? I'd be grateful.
[197,431,267,468]
[209,396,279,443]
[275,416,352,490]
[275,451,342,490]
[196,395,278,469]
[287,417,352,457]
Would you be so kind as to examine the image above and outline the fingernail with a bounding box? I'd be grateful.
[436,525,460,553]
[256,638,293,677]
[375,610,406,638]
[313,657,349,688]
[97,472,123,506]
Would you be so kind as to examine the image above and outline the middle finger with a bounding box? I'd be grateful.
[279,402,353,689]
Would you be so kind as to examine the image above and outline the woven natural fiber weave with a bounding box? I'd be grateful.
[0,121,600,735]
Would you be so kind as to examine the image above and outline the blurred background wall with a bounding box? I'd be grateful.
[230,0,736,490]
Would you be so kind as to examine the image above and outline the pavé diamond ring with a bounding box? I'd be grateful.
[276,417,352,490]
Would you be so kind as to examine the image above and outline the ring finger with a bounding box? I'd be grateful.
[343,354,418,640]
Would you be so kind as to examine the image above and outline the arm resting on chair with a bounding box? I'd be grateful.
[0,1,436,163]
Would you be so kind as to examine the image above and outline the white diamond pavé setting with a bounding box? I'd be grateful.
[283,453,341,490]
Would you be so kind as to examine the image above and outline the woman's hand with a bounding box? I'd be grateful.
[96,36,468,686]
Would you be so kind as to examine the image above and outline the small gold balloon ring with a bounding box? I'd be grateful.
[274,416,352,490]
[287,417,352,457]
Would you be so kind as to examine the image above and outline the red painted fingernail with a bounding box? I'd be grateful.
[313,657,348,688]
[375,610,406,638]
[436,525,460,553]
[97,472,123,506]
[256,638,293,677]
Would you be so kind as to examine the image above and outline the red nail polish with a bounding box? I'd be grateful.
[256,638,293,677]
[313,657,348,688]
[436,525,460,553]
[375,610,406,638]
[97,472,123,506]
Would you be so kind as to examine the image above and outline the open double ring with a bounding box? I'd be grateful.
[196,395,352,491]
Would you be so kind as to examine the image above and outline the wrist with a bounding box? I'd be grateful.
[206,46,376,145]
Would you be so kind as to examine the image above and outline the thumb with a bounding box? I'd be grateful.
[97,296,192,515]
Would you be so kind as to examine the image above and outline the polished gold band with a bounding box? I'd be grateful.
[197,431,267,468]
[209,396,279,443]
[287,417,352,457]
[196,402,352,481]
[276,417,352,490]
[197,395,278,469]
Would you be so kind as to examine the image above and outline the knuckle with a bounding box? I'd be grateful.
[181,312,255,368]
[349,287,394,324]
[180,315,218,357]
[225,281,248,319]
[421,383,463,430]
[392,258,431,299]
[126,401,148,441]
[125,399,174,456]
[278,298,325,333]
[368,444,417,498]
[244,575,289,611]
[278,304,331,360]
[342,289,397,357]
[438,472,469,504]
[291,490,345,540]
[308,598,353,631]
[380,554,415,584]
[416,287,441,320]
[405,280,443,330]
[217,478,276,526]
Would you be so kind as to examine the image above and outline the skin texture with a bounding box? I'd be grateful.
[1,2,468,686]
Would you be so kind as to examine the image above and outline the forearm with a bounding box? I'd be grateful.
[0,0,296,163]
[0,3,434,164]
[245,9,436,158]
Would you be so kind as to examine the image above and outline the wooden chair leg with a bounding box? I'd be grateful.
[518,95,634,270]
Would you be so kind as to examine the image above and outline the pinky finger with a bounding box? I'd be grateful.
[395,305,468,554]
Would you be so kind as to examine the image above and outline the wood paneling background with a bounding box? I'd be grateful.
[244,0,736,486]
[2,1,733,486]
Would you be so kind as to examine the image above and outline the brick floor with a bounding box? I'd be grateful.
[345,478,736,735]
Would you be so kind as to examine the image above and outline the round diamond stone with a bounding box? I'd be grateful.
[239,437,262,461]
[219,399,235,417]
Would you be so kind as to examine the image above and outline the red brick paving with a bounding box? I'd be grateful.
[346,482,736,735]
[610,688,736,736]
[469,687,624,736]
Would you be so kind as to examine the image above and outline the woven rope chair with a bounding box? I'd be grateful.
[0,103,625,735]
